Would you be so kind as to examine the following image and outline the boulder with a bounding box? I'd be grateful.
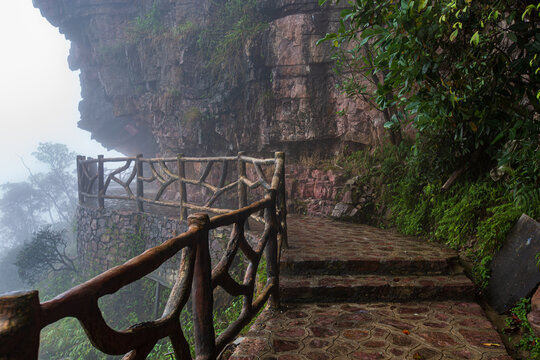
[486,214,540,313]
[331,202,355,218]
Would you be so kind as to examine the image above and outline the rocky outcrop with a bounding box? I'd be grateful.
[33,0,383,159]
[33,0,387,217]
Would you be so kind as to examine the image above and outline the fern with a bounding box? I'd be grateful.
[514,186,540,217]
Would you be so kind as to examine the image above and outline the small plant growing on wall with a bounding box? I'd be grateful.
[127,1,163,41]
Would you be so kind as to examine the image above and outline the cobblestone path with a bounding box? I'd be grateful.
[229,215,511,359]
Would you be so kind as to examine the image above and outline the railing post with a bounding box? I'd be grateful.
[189,213,215,360]
[276,152,288,249]
[98,155,105,209]
[77,155,85,205]
[177,154,187,221]
[153,281,162,319]
[136,154,144,212]
[264,190,280,309]
[237,151,247,210]
[0,291,41,359]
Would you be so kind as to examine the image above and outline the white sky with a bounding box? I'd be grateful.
[0,1,121,184]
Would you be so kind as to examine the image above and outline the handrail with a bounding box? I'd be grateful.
[0,152,287,360]
[76,152,285,223]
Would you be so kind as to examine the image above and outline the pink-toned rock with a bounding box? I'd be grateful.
[305,352,329,360]
[272,339,300,353]
[528,286,540,337]
[310,326,338,338]
[417,331,457,347]
[343,329,369,340]
[350,351,384,360]
[275,328,306,338]
[34,0,384,221]
[342,190,353,204]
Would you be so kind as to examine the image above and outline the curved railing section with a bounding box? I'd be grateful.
[76,151,284,221]
[0,152,287,360]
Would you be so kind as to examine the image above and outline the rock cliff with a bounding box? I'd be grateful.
[34,0,382,156]
[33,0,384,216]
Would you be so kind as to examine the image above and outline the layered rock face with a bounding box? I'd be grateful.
[34,0,382,158]
[34,0,384,216]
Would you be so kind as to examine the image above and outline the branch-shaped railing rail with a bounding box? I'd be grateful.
[0,153,287,360]
[76,152,284,222]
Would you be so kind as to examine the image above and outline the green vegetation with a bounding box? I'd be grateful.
[127,2,164,41]
[38,273,175,360]
[15,227,77,285]
[197,0,267,82]
[184,106,203,124]
[319,0,540,200]
[332,143,538,288]
[123,0,266,86]
[319,0,540,287]
[36,227,270,359]
[0,142,78,293]
[506,298,540,359]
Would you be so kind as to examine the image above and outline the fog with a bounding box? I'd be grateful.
[0,1,121,185]
[0,2,121,292]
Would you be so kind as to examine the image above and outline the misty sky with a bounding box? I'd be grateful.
[0,2,121,184]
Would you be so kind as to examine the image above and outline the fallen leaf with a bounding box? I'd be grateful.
[413,352,424,360]
[481,343,501,347]
[402,329,410,335]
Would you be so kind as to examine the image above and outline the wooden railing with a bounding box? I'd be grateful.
[76,152,284,221]
[0,153,287,360]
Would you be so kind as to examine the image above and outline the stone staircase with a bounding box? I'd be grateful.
[280,216,475,303]
[228,216,511,360]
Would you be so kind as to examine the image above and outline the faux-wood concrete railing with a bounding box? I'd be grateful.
[0,153,287,360]
[76,152,285,223]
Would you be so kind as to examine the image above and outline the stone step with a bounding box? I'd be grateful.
[280,274,476,303]
[280,254,461,276]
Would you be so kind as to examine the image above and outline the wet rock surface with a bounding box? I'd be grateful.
[487,214,540,313]
[33,0,382,157]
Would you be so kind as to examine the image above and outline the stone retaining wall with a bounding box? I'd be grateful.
[285,163,383,223]
[286,165,344,217]
[77,206,244,286]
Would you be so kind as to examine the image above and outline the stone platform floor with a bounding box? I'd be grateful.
[231,302,511,360]
[282,216,459,275]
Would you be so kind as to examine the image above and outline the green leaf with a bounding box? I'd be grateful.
[383,121,394,129]
[418,0,428,11]
[522,4,536,20]
[450,29,459,42]
[316,32,336,45]
[470,31,480,46]
[507,32,517,43]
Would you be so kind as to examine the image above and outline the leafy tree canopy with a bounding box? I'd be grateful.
[0,142,77,246]
[15,227,77,285]
[319,0,540,206]
[0,182,45,246]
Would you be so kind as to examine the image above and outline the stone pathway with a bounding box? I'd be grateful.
[229,215,511,359]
